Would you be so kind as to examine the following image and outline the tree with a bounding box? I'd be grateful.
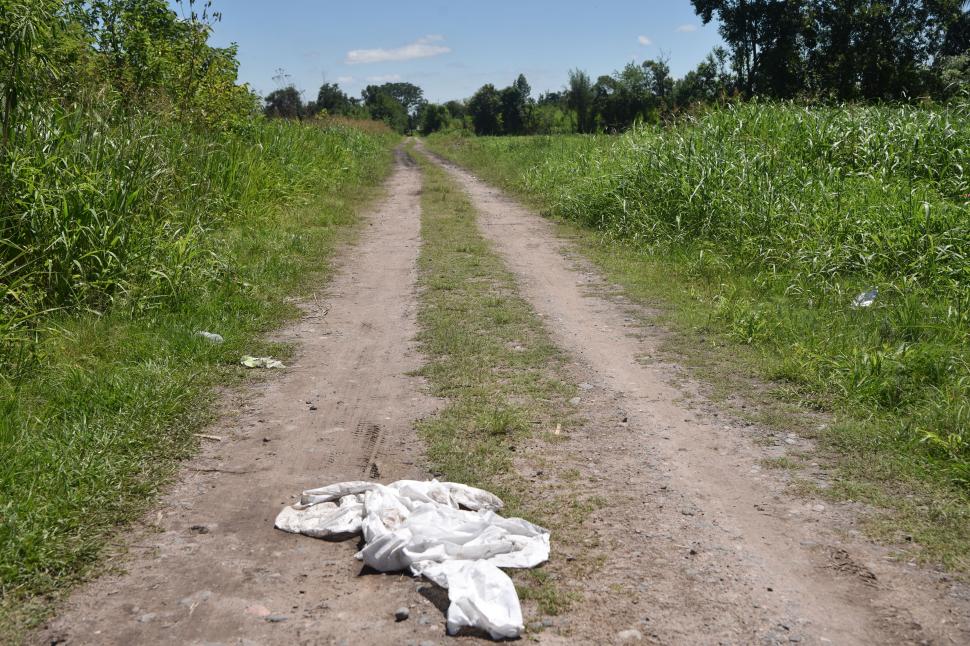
[691,0,807,98]
[642,57,674,107]
[418,103,449,134]
[591,62,658,131]
[936,52,970,98]
[673,47,733,106]
[366,91,408,132]
[499,74,531,135]
[443,99,466,120]
[313,82,352,115]
[361,81,424,132]
[566,68,594,133]
[693,0,970,101]
[513,73,531,100]
[529,102,573,134]
[806,0,967,100]
[362,81,424,116]
[264,85,304,119]
[467,83,502,135]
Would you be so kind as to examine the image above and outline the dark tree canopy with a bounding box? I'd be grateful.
[567,69,595,133]
[314,83,354,115]
[691,0,970,100]
[418,103,450,134]
[362,82,424,115]
[468,83,502,135]
[500,74,532,135]
[366,92,408,132]
[264,85,304,119]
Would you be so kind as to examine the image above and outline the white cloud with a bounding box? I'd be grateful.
[366,74,402,83]
[676,24,698,33]
[637,35,652,46]
[346,35,451,65]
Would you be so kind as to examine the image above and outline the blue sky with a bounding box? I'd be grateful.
[191,1,723,103]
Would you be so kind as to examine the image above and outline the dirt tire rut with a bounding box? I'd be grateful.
[40,150,453,646]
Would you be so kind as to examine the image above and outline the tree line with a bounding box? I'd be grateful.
[265,0,968,136]
[692,0,968,101]
[264,79,428,133]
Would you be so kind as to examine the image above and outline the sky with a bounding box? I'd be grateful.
[189,1,724,104]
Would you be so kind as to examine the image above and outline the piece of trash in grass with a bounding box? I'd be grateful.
[851,287,877,308]
[275,479,549,640]
[196,331,224,344]
[240,355,285,369]
[553,423,561,435]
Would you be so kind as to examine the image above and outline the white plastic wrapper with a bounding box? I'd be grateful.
[851,287,878,308]
[275,479,550,639]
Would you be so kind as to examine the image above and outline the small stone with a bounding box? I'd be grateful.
[418,615,432,625]
[265,614,288,623]
[189,524,209,534]
[419,642,437,646]
[245,605,271,618]
[179,590,211,607]
[395,607,410,621]
[262,437,271,443]
[137,613,157,623]
[579,382,594,390]
[569,397,581,405]
[542,618,556,627]
[617,628,644,642]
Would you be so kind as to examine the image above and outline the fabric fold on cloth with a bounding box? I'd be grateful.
[275,479,550,639]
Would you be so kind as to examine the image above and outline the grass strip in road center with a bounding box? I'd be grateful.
[409,145,597,620]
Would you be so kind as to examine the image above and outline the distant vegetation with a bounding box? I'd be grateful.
[272,1,967,136]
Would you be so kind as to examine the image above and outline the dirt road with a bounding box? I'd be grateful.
[41,150,451,645]
[419,144,970,645]
[40,145,970,645]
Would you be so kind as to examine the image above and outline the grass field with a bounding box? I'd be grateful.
[0,117,396,635]
[426,100,970,569]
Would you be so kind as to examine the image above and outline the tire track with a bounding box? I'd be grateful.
[40,148,451,645]
[419,143,970,646]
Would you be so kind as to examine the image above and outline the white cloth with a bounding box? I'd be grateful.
[275,479,550,639]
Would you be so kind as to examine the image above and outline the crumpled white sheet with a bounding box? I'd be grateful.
[275,479,550,639]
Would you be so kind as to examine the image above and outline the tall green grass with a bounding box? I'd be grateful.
[0,103,396,635]
[427,100,970,499]
[1,99,388,355]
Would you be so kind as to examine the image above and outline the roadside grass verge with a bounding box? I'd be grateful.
[0,123,397,639]
[409,146,594,618]
[425,104,970,572]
